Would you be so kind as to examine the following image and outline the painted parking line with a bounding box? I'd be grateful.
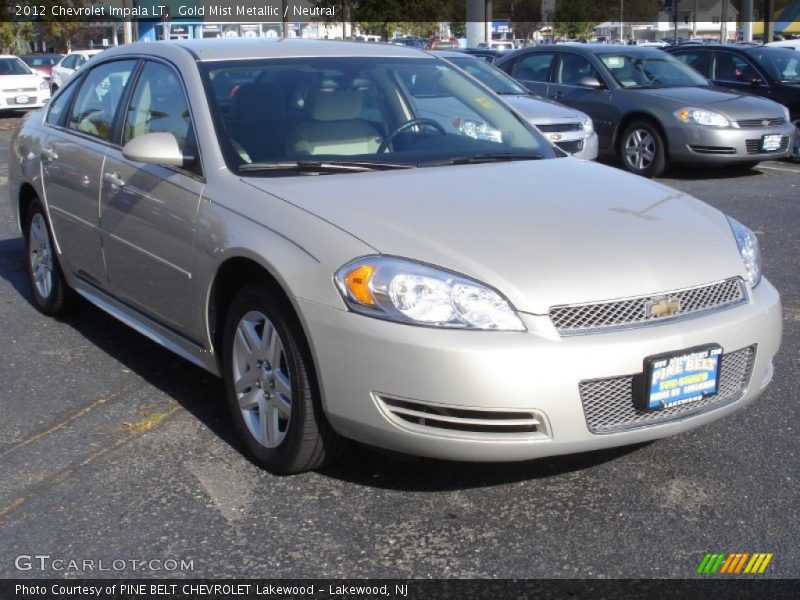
[759,163,800,174]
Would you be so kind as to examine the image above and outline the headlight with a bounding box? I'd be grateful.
[451,117,502,143]
[674,107,730,127]
[727,217,762,287]
[783,105,791,123]
[335,256,526,331]
[39,80,49,91]
[581,115,594,135]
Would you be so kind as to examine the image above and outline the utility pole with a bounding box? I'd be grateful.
[620,0,624,43]
[673,0,678,44]
[764,0,775,43]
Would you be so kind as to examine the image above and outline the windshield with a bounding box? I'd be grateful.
[746,47,800,82]
[0,58,33,76]
[446,55,528,95]
[600,53,709,88]
[200,56,556,173]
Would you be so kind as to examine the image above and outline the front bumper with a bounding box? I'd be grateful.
[0,92,50,111]
[299,279,781,462]
[666,121,796,163]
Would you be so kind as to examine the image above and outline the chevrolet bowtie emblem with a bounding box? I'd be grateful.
[550,133,562,141]
[646,296,681,318]
[762,120,770,127]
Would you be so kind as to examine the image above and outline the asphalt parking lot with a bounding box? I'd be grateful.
[0,112,797,579]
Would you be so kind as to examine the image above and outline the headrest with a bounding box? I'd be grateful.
[309,90,362,121]
[231,83,286,120]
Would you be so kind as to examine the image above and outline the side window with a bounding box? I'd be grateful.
[554,53,602,85]
[62,55,77,70]
[511,53,555,82]
[123,61,198,171]
[67,60,137,141]
[45,79,80,126]
[673,52,709,76]
[714,52,758,82]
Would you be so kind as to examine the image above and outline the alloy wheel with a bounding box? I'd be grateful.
[28,213,54,300]
[232,310,292,448]
[625,128,656,171]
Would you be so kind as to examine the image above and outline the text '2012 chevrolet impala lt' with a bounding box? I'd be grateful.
[9,40,782,473]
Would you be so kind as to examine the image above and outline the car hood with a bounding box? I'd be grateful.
[632,86,786,119]
[501,94,586,122]
[246,159,746,314]
[0,74,45,88]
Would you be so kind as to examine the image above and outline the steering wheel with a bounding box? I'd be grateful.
[378,118,446,153]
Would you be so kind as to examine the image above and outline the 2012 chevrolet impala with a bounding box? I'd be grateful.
[9,40,782,473]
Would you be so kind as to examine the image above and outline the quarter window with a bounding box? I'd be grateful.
[46,80,80,127]
[122,61,197,170]
[67,60,137,141]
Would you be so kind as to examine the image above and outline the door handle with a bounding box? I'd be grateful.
[104,172,125,189]
[40,147,58,162]
[551,91,563,99]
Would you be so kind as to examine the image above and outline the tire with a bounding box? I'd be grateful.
[619,120,668,178]
[223,280,346,474]
[791,120,800,162]
[23,198,77,315]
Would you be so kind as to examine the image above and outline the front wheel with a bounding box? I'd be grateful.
[619,121,668,178]
[223,281,345,474]
[24,198,76,315]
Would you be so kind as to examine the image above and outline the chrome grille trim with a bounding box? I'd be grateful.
[736,117,787,128]
[549,278,747,335]
[579,345,756,434]
[2,87,37,93]
[374,394,549,440]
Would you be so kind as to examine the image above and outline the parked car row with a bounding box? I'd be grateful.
[493,43,798,176]
[0,55,51,113]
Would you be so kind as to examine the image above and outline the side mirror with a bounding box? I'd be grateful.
[750,78,766,88]
[577,76,604,89]
[122,132,192,167]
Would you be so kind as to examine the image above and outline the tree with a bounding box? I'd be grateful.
[552,0,604,40]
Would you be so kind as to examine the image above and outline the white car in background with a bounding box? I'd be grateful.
[0,55,51,113]
[50,49,104,90]
[767,40,800,51]
[437,50,598,159]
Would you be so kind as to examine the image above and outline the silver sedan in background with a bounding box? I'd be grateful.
[436,50,598,160]
[9,40,781,473]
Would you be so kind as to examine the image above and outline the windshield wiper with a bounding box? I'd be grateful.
[421,152,545,167]
[238,160,415,173]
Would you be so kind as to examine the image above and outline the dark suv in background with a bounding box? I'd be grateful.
[666,44,800,158]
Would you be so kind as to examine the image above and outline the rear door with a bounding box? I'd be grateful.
[99,58,204,336]
[671,49,712,78]
[40,59,139,286]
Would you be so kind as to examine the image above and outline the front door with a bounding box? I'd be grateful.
[100,59,204,336]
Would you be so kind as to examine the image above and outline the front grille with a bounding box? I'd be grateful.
[555,139,584,154]
[746,136,790,154]
[2,87,36,93]
[549,278,746,335]
[536,122,582,133]
[689,145,736,155]
[579,345,756,434]
[736,117,787,128]
[375,394,548,439]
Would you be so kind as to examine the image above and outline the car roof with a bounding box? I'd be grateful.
[100,38,429,63]
[431,50,475,59]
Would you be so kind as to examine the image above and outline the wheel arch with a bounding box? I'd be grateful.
[18,182,39,234]
[613,112,670,155]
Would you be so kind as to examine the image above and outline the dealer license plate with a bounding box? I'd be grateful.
[15,95,30,105]
[761,134,782,152]
[641,345,722,411]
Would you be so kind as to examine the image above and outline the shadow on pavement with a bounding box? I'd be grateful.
[0,239,652,491]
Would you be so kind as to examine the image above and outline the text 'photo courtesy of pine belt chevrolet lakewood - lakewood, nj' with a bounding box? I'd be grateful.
[9,38,782,474]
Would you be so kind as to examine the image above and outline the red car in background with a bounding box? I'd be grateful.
[426,38,460,50]
[18,54,63,81]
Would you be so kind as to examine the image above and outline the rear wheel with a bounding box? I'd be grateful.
[24,198,76,315]
[619,121,668,178]
[223,281,345,474]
